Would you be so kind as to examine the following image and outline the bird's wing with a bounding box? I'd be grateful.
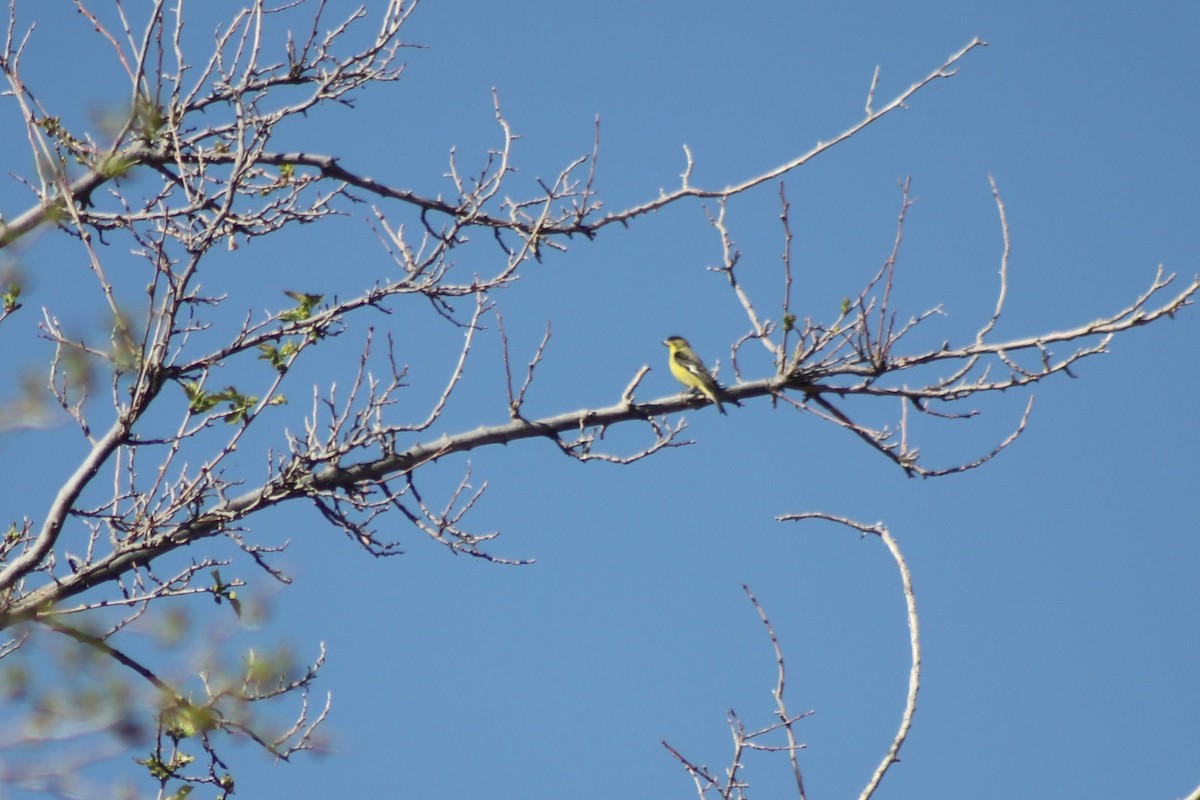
[674,349,715,382]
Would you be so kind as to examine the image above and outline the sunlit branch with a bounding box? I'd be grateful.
[777,513,920,800]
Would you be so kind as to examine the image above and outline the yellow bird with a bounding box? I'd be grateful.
[663,336,727,415]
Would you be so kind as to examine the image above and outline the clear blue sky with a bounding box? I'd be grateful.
[1,1,1197,798]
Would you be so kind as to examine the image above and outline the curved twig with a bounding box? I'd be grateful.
[777,512,920,800]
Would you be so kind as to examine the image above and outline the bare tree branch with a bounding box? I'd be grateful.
[777,513,920,800]
[0,3,1191,794]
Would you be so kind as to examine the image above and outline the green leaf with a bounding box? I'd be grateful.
[162,700,218,739]
[182,382,217,413]
[136,754,173,780]
[280,290,324,322]
[258,338,301,372]
[219,387,258,424]
[1,282,21,313]
[133,94,167,140]
[257,343,284,370]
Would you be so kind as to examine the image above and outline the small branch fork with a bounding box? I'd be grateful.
[662,515,918,800]
[719,173,1198,477]
[662,586,814,800]
[0,31,985,251]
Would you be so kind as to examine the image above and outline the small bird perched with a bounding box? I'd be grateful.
[663,335,728,415]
